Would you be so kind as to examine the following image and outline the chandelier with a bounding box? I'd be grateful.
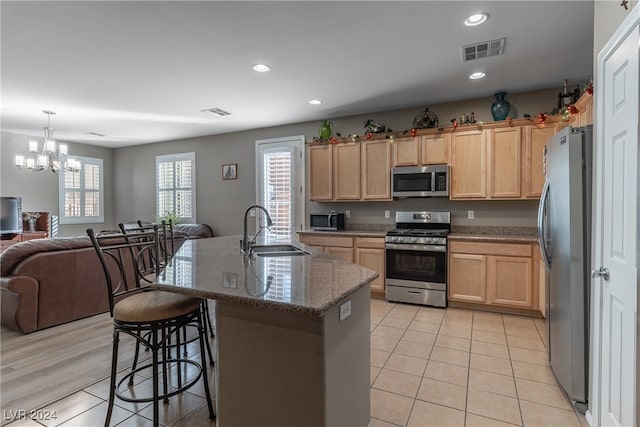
[14,110,79,173]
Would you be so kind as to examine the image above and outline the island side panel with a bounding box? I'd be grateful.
[215,302,326,426]
[323,284,371,427]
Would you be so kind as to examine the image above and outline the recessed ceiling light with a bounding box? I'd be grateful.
[469,72,486,79]
[309,99,323,105]
[201,107,231,116]
[252,63,271,72]
[464,13,488,27]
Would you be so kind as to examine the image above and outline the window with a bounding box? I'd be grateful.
[58,156,104,224]
[156,153,196,223]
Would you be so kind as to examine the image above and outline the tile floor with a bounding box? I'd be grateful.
[7,300,589,426]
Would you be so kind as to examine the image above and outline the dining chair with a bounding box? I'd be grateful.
[87,227,215,427]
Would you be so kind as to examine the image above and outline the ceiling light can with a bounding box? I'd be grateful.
[309,99,323,105]
[252,63,271,72]
[469,72,486,79]
[464,13,488,27]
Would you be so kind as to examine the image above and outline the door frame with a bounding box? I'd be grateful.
[254,135,306,237]
[590,6,640,426]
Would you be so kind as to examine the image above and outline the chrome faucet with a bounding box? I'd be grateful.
[241,205,273,253]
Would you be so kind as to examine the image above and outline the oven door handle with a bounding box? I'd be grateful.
[385,243,447,252]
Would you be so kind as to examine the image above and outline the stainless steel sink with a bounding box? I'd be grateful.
[251,244,311,257]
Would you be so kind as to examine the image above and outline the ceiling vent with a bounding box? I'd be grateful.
[84,132,105,137]
[462,38,505,62]
[201,107,231,117]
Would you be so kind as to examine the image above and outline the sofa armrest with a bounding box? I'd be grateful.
[1,276,39,334]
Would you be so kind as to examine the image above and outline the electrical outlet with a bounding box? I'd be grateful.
[345,210,351,219]
[339,300,351,321]
[468,210,475,220]
[384,210,391,219]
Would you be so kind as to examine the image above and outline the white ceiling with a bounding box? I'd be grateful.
[0,1,594,148]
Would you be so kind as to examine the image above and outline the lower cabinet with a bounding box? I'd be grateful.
[298,233,386,295]
[354,237,385,293]
[448,240,540,313]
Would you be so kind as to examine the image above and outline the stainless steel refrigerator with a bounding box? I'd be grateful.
[537,125,592,412]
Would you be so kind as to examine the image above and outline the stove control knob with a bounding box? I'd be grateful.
[411,237,417,243]
[397,237,404,243]
[392,236,398,242]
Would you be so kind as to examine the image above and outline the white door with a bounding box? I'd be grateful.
[592,9,638,427]
[255,136,305,240]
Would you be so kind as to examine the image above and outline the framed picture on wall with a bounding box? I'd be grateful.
[222,163,237,180]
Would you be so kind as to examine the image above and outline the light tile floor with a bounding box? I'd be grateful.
[7,300,589,426]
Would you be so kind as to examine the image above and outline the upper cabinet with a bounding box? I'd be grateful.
[309,116,569,202]
[309,139,391,202]
[572,92,593,127]
[392,133,450,167]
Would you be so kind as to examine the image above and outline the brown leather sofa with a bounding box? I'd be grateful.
[0,223,214,334]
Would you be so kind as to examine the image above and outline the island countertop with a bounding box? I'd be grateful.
[152,235,377,317]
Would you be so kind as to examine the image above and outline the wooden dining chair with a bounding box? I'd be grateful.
[87,227,215,427]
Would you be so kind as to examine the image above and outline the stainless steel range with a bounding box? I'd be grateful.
[385,211,450,308]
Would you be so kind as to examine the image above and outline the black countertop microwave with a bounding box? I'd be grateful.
[392,165,449,198]
[310,212,345,231]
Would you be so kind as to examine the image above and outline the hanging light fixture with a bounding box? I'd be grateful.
[14,110,79,173]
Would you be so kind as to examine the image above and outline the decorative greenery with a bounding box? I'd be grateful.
[156,211,183,225]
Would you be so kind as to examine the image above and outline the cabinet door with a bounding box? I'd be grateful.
[487,256,532,308]
[333,142,361,200]
[362,140,391,200]
[487,127,521,198]
[421,133,450,165]
[308,145,333,201]
[326,246,354,263]
[524,125,558,198]
[355,247,385,292]
[448,253,487,302]
[450,130,486,199]
[392,137,420,166]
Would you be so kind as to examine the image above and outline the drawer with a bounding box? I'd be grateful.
[299,234,353,248]
[449,241,532,257]
[355,237,385,249]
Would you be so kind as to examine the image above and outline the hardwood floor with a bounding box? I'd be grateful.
[0,313,145,424]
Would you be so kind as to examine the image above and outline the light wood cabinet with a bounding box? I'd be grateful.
[298,234,354,263]
[421,133,450,165]
[449,240,540,313]
[333,142,361,200]
[354,237,385,293]
[524,124,558,198]
[309,145,333,201]
[450,130,486,199]
[573,92,593,127]
[298,233,386,295]
[392,136,420,166]
[392,133,450,167]
[488,127,521,198]
[361,140,392,200]
[449,253,487,302]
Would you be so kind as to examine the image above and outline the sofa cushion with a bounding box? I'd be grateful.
[173,223,214,240]
[1,237,93,276]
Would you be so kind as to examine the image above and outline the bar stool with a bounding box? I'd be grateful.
[87,227,215,426]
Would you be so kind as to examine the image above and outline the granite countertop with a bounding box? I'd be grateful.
[152,235,378,317]
[449,226,538,244]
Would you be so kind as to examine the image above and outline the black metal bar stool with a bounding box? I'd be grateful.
[87,227,215,427]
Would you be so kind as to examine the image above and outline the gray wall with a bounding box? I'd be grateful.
[113,88,565,235]
[0,131,115,236]
[594,0,637,57]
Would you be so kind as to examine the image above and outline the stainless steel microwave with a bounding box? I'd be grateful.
[392,165,449,198]
[310,212,345,231]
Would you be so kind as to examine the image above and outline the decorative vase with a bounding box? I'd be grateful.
[491,91,511,121]
[318,120,332,141]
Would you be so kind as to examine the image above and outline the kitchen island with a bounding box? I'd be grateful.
[152,235,377,427]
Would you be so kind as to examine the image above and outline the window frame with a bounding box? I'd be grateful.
[156,152,196,224]
[58,155,104,225]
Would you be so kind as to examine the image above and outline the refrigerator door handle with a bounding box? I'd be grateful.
[537,178,551,270]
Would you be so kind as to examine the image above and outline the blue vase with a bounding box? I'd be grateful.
[491,92,510,121]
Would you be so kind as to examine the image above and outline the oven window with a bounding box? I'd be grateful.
[386,248,446,284]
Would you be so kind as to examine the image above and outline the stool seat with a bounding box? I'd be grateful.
[114,291,202,323]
